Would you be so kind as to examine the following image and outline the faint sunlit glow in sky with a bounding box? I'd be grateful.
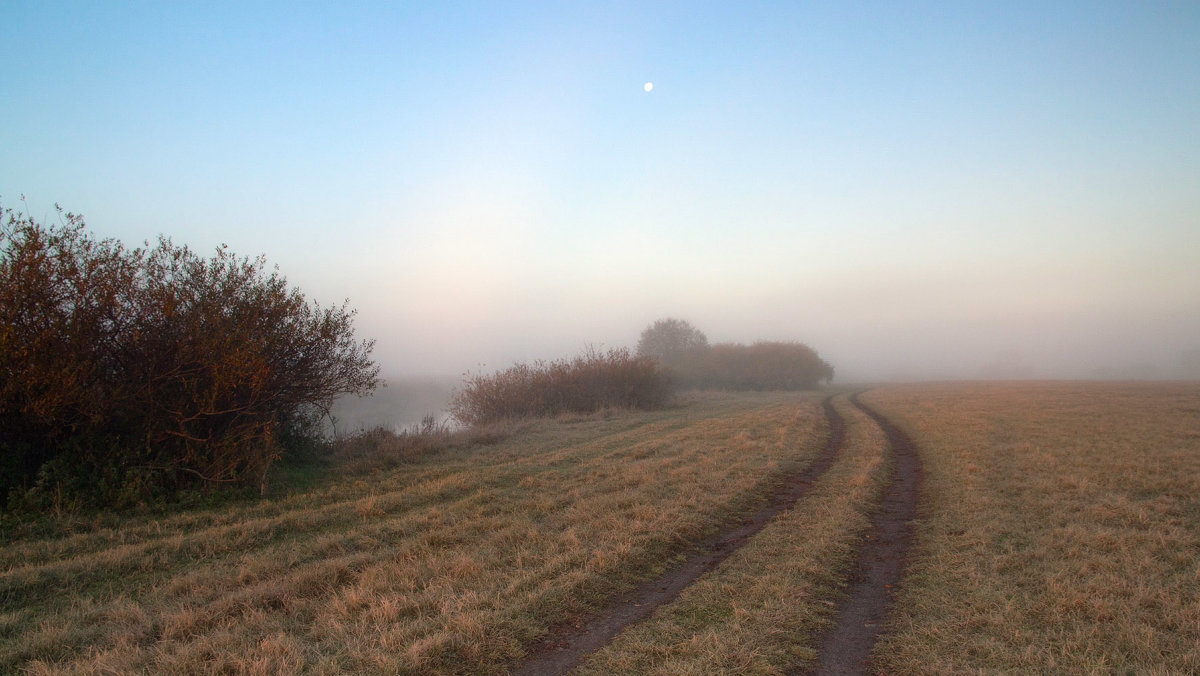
[2,2,1198,380]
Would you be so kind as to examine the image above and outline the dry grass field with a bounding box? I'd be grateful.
[3,382,1197,674]
[0,392,826,674]
[865,381,1200,673]
[573,394,888,674]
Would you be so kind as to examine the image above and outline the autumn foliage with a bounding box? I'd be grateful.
[449,348,671,425]
[0,205,378,506]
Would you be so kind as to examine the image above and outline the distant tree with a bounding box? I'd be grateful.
[635,318,708,369]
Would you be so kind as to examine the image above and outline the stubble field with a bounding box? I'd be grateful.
[866,382,1200,673]
[2,382,1197,674]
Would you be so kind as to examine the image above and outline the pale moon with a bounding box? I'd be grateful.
[643,82,653,92]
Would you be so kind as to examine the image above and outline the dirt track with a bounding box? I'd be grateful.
[514,392,923,675]
[801,393,923,675]
[513,395,847,676]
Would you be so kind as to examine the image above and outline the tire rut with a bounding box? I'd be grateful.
[513,395,847,676]
[801,392,923,676]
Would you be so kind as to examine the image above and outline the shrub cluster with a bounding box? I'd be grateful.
[674,341,835,390]
[449,348,671,425]
[327,415,451,474]
[0,205,378,506]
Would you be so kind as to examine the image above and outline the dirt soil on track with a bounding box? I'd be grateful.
[513,395,848,676]
[802,393,923,675]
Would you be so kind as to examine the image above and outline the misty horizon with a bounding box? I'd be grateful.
[3,3,1197,385]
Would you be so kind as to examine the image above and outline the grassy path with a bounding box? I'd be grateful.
[515,395,847,674]
[572,393,891,674]
[804,392,923,675]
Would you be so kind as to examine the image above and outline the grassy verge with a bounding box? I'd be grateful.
[1,391,824,674]
[865,382,1200,673]
[572,394,889,675]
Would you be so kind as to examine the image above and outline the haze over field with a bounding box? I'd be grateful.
[3,2,1198,382]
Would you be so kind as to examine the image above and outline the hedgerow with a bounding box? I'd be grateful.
[448,348,671,425]
[635,319,834,390]
[677,341,835,390]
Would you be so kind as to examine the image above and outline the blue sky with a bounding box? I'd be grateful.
[4,1,1199,380]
